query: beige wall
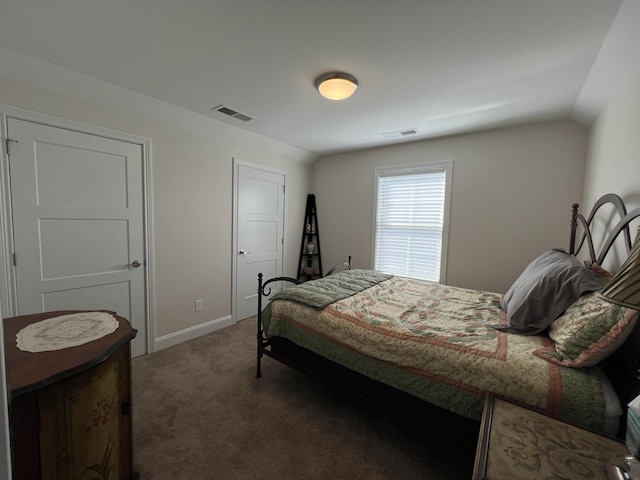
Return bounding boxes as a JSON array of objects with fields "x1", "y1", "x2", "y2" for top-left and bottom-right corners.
[
  {"x1": 312, "y1": 120, "x2": 588, "y2": 293},
  {"x1": 3, "y1": 59, "x2": 637, "y2": 346},
  {"x1": 0, "y1": 75, "x2": 313, "y2": 344},
  {"x1": 582, "y1": 66, "x2": 640, "y2": 272}
]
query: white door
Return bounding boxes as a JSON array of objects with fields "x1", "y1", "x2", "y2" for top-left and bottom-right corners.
[
  {"x1": 234, "y1": 162, "x2": 285, "y2": 320},
  {"x1": 7, "y1": 118, "x2": 147, "y2": 356}
]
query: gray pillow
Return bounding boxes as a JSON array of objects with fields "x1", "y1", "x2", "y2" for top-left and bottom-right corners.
[{"x1": 497, "y1": 249, "x2": 604, "y2": 335}]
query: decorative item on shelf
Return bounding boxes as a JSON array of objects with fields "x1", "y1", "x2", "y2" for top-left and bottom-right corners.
[
  {"x1": 306, "y1": 223, "x2": 312, "y2": 233},
  {"x1": 307, "y1": 242, "x2": 315, "y2": 254},
  {"x1": 303, "y1": 267, "x2": 315, "y2": 277}
]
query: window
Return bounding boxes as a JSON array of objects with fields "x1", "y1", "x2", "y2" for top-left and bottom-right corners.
[{"x1": 373, "y1": 161, "x2": 452, "y2": 282}]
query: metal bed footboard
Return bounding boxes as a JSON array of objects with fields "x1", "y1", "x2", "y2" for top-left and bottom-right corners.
[{"x1": 256, "y1": 273, "x2": 301, "y2": 378}]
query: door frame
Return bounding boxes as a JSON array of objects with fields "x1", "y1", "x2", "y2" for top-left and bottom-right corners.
[
  {"x1": 232, "y1": 158, "x2": 287, "y2": 322},
  {"x1": 0, "y1": 105, "x2": 155, "y2": 354}
]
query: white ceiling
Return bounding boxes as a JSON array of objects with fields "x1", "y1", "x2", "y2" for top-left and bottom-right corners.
[{"x1": 0, "y1": 0, "x2": 638, "y2": 155}]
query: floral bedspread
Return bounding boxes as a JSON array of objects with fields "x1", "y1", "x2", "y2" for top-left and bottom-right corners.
[{"x1": 263, "y1": 272, "x2": 609, "y2": 432}]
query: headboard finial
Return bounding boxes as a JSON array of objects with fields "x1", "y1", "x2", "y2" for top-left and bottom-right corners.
[{"x1": 570, "y1": 203, "x2": 580, "y2": 255}]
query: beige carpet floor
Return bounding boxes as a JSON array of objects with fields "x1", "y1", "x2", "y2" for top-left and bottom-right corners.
[{"x1": 131, "y1": 317, "x2": 477, "y2": 479}]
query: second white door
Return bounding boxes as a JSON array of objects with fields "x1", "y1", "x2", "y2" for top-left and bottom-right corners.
[{"x1": 234, "y1": 162, "x2": 285, "y2": 321}]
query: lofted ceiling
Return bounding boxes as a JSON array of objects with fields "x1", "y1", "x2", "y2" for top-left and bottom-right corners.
[{"x1": 0, "y1": 0, "x2": 637, "y2": 155}]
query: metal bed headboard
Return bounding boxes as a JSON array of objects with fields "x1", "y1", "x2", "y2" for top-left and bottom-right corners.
[{"x1": 570, "y1": 193, "x2": 640, "y2": 266}]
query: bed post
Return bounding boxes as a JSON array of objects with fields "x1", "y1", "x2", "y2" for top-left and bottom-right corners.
[
  {"x1": 257, "y1": 273, "x2": 264, "y2": 378},
  {"x1": 570, "y1": 203, "x2": 579, "y2": 255}
]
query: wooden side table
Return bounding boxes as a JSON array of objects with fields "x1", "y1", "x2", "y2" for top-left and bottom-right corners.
[
  {"x1": 4, "y1": 310, "x2": 138, "y2": 480},
  {"x1": 473, "y1": 394, "x2": 628, "y2": 480}
]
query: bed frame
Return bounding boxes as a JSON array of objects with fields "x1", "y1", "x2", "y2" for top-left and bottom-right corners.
[
  {"x1": 256, "y1": 194, "x2": 640, "y2": 443},
  {"x1": 571, "y1": 194, "x2": 640, "y2": 436}
]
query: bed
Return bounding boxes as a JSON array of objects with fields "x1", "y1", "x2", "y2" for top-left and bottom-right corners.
[{"x1": 256, "y1": 194, "x2": 640, "y2": 444}]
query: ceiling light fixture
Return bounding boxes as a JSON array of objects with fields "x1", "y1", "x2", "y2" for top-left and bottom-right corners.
[{"x1": 315, "y1": 72, "x2": 358, "y2": 100}]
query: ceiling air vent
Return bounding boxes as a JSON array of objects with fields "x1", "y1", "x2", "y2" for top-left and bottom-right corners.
[
  {"x1": 381, "y1": 128, "x2": 419, "y2": 139},
  {"x1": 212, "y1": 105, "x2": 254, "y2": 122}
]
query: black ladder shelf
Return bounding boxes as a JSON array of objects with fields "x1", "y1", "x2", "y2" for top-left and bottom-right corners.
[{"x1": 297, "y1": 194, "x2": 322, "y2": 281}]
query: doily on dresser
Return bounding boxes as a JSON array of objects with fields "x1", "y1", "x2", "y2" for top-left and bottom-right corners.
[{"x1": 16, "y1": 312, "x2": 119, "y2": 353}]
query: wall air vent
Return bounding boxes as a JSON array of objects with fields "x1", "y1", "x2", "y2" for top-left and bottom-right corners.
[
  {"x1": 212, "y1": 105, "x2": 254, "y2": 122},
  {"x1": 381, "y1": 128, "x2": 420, "y2": 139}
]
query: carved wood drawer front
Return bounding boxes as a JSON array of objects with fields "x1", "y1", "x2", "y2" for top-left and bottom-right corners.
[
  {"x1": 38, "y1": 346, "x2": 131, "y2": 479},
  {"x1": 4, "y1": 311, "x2": 137, "y2": 480}
]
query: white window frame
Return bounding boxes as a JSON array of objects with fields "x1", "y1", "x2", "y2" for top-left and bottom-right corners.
[{"x1": 372, "y1": 160, "x2": 453, "y2": 283}]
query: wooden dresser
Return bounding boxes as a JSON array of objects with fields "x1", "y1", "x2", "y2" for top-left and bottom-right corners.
[{"x1": 3, "y1": 310, "x2": 138, "y2": 480}]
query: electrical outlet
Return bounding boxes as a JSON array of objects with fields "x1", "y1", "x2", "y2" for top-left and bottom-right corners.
[{"x1": 195, "y1": 300, "x2": 204, "y2": 312}]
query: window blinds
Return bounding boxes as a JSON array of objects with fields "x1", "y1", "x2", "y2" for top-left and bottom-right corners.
[{"x1": 374, "y1": 167, "x2": 446, "y2": 282}]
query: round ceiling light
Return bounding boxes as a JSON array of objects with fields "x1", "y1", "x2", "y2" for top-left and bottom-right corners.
[{"x1": 315, "y1": 72, "x2": 358, "y2": 100}]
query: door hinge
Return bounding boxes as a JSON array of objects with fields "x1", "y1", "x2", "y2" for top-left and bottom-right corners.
[
  {"x1": 282, "y1": 185, "x2": 286, "y2": 194},
  {"x1": 5, "y1": 138, "x2": 18, "y2": 156},
  {"x1": 12, "y1": 253, "x2": 16, "y2": 266}
]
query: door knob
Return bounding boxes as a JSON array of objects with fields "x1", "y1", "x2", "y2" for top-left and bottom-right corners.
[
  {"x1": 239, "y1": 250, "x2": 250, "y2": 255},
  {"x1": 130, "y1": 260, "x2": 142, "y2": 267}
]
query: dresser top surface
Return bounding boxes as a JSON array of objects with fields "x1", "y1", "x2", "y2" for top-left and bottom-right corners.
[{"x1": 3, "y1": 310, "x2": 136, "y2": 398}]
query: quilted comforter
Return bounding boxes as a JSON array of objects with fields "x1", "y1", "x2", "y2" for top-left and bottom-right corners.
[{"x1": 262, "y1": 270, "x2": 610, "y2": 432}]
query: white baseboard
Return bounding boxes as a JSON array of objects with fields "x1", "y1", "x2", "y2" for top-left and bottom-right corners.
[{"x1": 154, "y1": 315, "x2": 234, "y2": 351}]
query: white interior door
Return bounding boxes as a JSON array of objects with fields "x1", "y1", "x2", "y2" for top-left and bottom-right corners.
[
  {"x1": 234, "y1": 162, "x2": 285, "y2": 321},
  {"x1": 7, "y1": 118, "x2": 147, "y2": 356}
]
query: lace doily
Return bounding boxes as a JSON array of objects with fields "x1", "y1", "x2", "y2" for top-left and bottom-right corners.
[{"x1": 16, "y1": 312, "x2": 119, "y2": 353}]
